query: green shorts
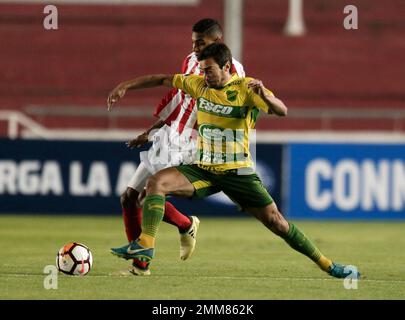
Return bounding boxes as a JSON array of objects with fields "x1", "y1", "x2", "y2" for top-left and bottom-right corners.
[{"x1": 174, "y1": 164, "x2": 274, "y2": 210}]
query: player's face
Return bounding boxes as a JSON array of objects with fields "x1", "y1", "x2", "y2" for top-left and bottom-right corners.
[
  {"x1": 192, "y1": 32, "x2": 218, "y2": 58},
  {"x1": 200, "y1": 58, "x2": 230, "y2": 88}
]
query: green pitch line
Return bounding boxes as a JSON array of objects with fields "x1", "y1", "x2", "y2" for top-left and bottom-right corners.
[{"x1": 0, "y1": 215, "x2": 404, "y2": 300}]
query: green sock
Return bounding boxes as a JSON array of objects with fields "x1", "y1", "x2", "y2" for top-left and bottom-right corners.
[
  {"x1": 141, "y1": 195, "x2": 165, "y2": 239},
  {"x1": 283, "y1": 222, "x2": 322, "y2": 263}
]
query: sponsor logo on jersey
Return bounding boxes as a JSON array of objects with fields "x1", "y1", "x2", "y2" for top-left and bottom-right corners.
[
  {"x1": 226, "y1": 90, "x2": 238, "y2": 102},
  {"x1": 197, "y1": 98, "x2": 249, "y2": 119},
  {"x1": 198, "y1": 98, "x2": 233, "y2": 115}
]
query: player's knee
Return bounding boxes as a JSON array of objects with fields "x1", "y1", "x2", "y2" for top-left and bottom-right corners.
[
  {"x1": 145, "y1": 176, "x2": 155, "y2": 194},
  {"x1": 127, "y1": 188, "x2": 139, "y2": 201},
  {"x1": 120, "y1": 192, "x2": 130, "y2": 208},
  {"x1": 120, "y1": 188, "x2": 139, "y2": 209},
  {"x1": 145, "y1": 175, "x2": 165, "y2": 194}
]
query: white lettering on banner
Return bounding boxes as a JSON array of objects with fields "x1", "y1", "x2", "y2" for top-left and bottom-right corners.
[
  {"x1": 306, "y1": 159, "x2": 405, "y2": 212},
  {"x1": 0, "y1": 160, "x2": 141, "y2": 197},
  {"x1": 333, "y1": 160, "x2": 360, "y2": 211},
  {"x1": 306, "y1": 159, "x2": 332, "y2": 210},
  {"x1": 88, "y1": 162, "x2": 111, "y2": 196},
  {"x1": 0, "y1": 161, "x2": 17, "y2": 194},
  {"x1": 70, "y1": 162, "x2": 87, "y2": 195},
  {"x1": 393, "y1": 160, "x2": 405, "y2": 211},
  {"x1": 0, "y1": 160, "x2": 63, "y2": 195},
  {"x1": 39, "y1": 161, "x2": 63, "y2": 195},
  {"x1": 362, "y1": 160, "x2": 389, "y2": 211},
  {"x1": 18, "y1": 161, "x2": 41, "y2": 195},
  {"x1": 69, "y1": 162, "x2": 111, "y2": 196},
  {"x1": 115, "y1": 162, "x2": 137, "y2": 196}
]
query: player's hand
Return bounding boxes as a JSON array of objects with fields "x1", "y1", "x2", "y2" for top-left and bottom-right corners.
[
  {"x1": 247, "y1": 79, "x2": 265, "y2": 97},
  {"x1": 107, "y1": 84, "x2": 127, "y2": 111},
  {"x1": 126, "y1": 132, "x2": 149, "y2": 149}
]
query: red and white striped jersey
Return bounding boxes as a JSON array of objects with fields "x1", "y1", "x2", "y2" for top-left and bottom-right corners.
[{"x1": 153, "y1": 52, "x2": 245, "y2": 135}]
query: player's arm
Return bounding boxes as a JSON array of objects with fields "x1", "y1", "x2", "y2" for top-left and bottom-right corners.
[
  {"x1": 247, "y1": 79, "x2": 287, "y2": 117},
  {"x1": 153, "y1": 55, "x2": 194, "y2": 122},
  {"x1": 126, "y1": 119, "x2": 165, "y2": 149},
  {"x1": 107, "y1": 74, "x2": 174, "y2": 111}
]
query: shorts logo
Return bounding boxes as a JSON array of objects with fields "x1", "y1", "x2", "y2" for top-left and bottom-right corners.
[{"x1": 226, "y1": 90, "x2": 238, "y2": 102}]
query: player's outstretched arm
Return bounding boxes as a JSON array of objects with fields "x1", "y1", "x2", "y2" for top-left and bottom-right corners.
[
  {"x1": 248, "y1": 79, "x2": 288, "y2": 117},
  {"x1": 126, "y1": 119, "x2": 165, "y2": 149},
  {"x1": 107, "y1": 74, "x2": 174, "y2": 111}
]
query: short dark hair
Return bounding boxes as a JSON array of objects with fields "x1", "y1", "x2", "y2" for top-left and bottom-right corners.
[
  {"x1": 192, "y1": 18, "x2": 223, "y2": 39},
  {"x1": 197, "y1": 43, "x2": 233, "y2": 69}
]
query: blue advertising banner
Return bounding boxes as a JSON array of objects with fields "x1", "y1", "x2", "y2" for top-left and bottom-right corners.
[
  {"x1": 287, "y1": 143, "x2": 405, "y2": 219},
  {"x1": 0, "y1": 139, "x2": 282, "y2": 216}
]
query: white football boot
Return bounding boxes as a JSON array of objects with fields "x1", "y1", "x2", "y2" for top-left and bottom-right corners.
[{"x1": 180, "y1": 216, "x2": 200, "y2": 260}]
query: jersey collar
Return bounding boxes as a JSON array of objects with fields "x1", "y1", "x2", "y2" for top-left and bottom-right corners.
[{"x1": 220, "y1": 73, "x2": 239, "y2": 89}]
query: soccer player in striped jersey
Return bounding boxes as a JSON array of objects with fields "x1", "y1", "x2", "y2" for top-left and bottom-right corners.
[
  {"x1": 109, "y1": 19, "x2": 245, "y2": 274},
  {"x1": 107, "y1": 43, "x2": 361, "y2": 279}
]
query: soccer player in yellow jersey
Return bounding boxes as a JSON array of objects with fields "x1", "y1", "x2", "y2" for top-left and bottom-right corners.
[{"x1": 107, "y1": 43, "x2": 360, "y2": 279}]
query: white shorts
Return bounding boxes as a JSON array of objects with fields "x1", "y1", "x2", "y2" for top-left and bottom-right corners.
[
  {"x1": 139, "y1": 124, "x2": 197, "y2": 175},
  {"x1": 127, "y1": 161, "x2": 152, "y2": 193}
]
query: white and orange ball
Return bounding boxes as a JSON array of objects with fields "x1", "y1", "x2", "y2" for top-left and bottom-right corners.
[{"x1": 56, "y1": 242, "x2": 93, "y2": 276}]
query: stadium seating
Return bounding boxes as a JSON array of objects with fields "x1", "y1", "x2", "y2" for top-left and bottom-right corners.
[{"x1": 0, "y1": 0, "x2": 404, "y2": 134}]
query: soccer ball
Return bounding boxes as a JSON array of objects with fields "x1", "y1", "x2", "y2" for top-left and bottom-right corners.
[{"x1": 56, "y1": 242, "x2": 93, "y2": 276}]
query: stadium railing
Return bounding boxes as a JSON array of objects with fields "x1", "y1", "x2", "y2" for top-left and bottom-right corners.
[{"x1": 1, "y1": 107, "x2": 404, "y2": 142}]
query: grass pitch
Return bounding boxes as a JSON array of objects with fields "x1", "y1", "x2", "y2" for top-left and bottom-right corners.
[{"x1": 0, "y1": 215, "x2": 404, "y2": 300}]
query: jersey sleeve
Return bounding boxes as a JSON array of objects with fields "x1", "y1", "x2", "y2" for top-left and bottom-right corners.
[
  {"x1": 246, "y1": 78, "x2": 275, "y2": 113},
  {"x1": 231, "y1": 58, "x2": 246, "y2": 77},
  {"x1": 172, "y1": 74, "x2": 204, "y2": 99},
  {"x1": 153, "y1": 88, "x2": 180, "y2": 120},
  {"x1": 181, "y1": 55, "x2": 192, "y2": 74},
  {"x1": 153, "y1": 55, "x2": 192, "y2": 120}
]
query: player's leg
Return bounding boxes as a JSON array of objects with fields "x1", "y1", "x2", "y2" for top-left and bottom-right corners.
[
  {"x1": 164, "y1": 201, "x2": 200, "y2": 260},
  {"x1": 137, "y1": 167, "x2": 195, "y2": 250},
  {"x1": 122, "y1": 161, "x2": 192, "y2": 237},
  {"x1": 110, "y1": 167, "x2": 195, "y2": 265},
  {"x1": 163, "y1": 202, "x2": 192, "y2": 231},
  {"x1": 156, "y1": 165, "x2": 219, "y2": 261},
  {"x1": 246, "y1": 203, "x2": 359, "y2": 278},
  {"x1": 246, "y1": 203, "x2": 333, "y2": 271},
  {"x1": 127, "y1": 165, "x2": 194, "y2": 236},
  {"x1": 222, "y1": 172, "x2": 360, "y2": 279},
  {"x1": 138, "y1": 181, "x2": 197, "y2": 260},
  {"x1": 121, "y1": 162, "x2": 151, "y2": 241},
  {"x1": 140, "y1": 126, "x2": 196, "y2": 246},
  {"x1": 125, "y1": 167, "x2": 196, "y2": 275},
  {"x1": 115, "y1": 164, "x2": 198, "y2": 265},
  {"x1": 112, "y1": 165, "x2": 217, "y2": 275},
  {"x1": 120, "y1": 187, "x2": 141, "y2": 242},
  {"x1": 114, "y1": 162, "x2": 151, "y2": 272}
]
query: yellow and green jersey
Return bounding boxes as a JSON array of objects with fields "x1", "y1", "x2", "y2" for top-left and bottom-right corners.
[{"x1": 172, "y1": 73, "x2": 274, "y2": 172}]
